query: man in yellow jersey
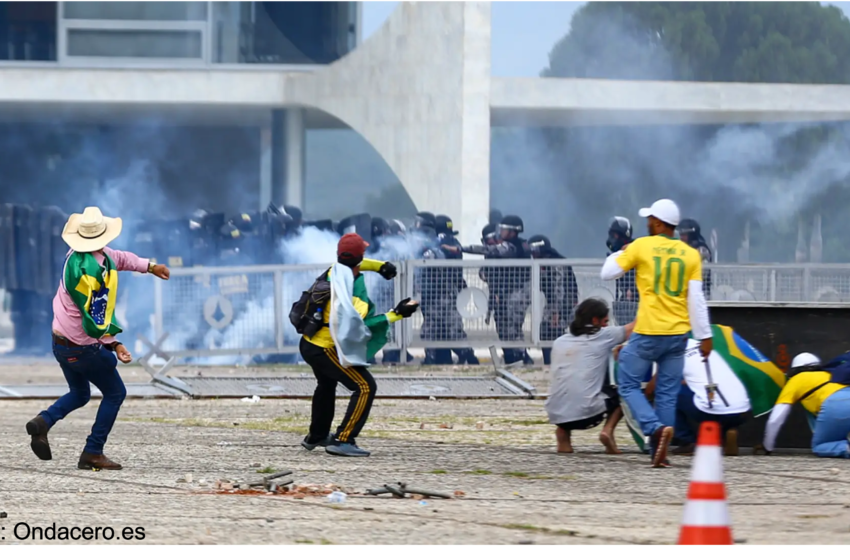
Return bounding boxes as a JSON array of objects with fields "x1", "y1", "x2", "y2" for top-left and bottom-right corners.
[
  {"x1": 601, "y1": 199, "x2": 713, "y2": 467},
  {"x1": 763, "y1": 353, "x2": 850, "y2": 457}
]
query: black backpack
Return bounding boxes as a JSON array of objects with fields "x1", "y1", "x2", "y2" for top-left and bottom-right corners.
[{"x1": 289, "y1": 268, "x2": 332, "y2": 336}]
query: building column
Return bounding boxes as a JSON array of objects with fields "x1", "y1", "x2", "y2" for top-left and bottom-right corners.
[
  {"x1": 271, "y1": 108, "x2": 306, "y2": 210},
  {"x1": 258, "y1": 121, "x2": 272, "y2": 210}
]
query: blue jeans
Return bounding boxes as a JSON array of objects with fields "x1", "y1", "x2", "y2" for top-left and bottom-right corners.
[
  {"x1": 41, "y1": 342, "x2": 127, "y2": 455},
  {"x1": 618, "y1": 333, "x2": 688, "y2": 436},
  {"x1": 675, "y1": 384, "x2": 745, "y2": 444},
  {"x1": 812, "y1": 387, "x2": 850, "y2": 458}
]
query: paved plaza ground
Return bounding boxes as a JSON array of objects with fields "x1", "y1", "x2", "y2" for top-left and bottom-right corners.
[{"x1": 1, "y1": 363, "x2": 849, "y2": 545}]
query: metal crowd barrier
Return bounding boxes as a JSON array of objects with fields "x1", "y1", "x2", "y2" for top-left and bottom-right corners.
[{"x1": 141, "y1": 260, "x2": 850, "y2": 363}]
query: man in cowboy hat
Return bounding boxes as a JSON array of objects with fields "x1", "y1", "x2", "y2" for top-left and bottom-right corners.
[{"x1": 25, "y1": 206, "x2": 170, "y2": 470}]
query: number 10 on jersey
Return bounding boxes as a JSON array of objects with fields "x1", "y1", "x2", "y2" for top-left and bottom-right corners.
[{"x1": 652, "y1": 256, "x2": 685, "y2": 297}]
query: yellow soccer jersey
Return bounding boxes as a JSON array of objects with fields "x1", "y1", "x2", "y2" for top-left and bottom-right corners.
[{"x1": 615, "y1": 235, "x2": 703, "y2": 336}]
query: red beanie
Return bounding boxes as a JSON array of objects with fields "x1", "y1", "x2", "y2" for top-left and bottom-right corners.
[{"x1": 337, "y1": 233, "x2": 369, "y2": 261}]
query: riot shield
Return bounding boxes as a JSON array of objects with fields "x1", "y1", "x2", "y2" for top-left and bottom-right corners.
[
  {"x1": 12, "y1": 205, "x2": 36, "y2": 292},
  {"x1": 0, "y1": 203, "x2": 12, "y2": 290},
  {"x1": 47, "y1": 206, "x2": 69, "y2": 291},
  {"x1": 35, "y1": 207, "x2": 54, "y2": 295},
  {"x1": 336, "y1": 213, "x2": 372, "y2": 245}
]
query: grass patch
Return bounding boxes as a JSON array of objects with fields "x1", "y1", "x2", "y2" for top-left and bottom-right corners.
[
  {"x1": 320, "y1": 538, "x2": 333, "y2": 545},
  {"x1": 295, "y1": 539, "x2": 314, "y2": 544},
  {"x1": 465, "y1": 469, "x2": 493, "y2": 475},
  {"x1": 429, "y1": 469, "x2": 448, "y2": 475},
  {"x1": 503, "y1": 471, "x2": 529, "y2": 478},
  {"x1": 256, "y1": 466, "x2": 277, "y2": 474}
]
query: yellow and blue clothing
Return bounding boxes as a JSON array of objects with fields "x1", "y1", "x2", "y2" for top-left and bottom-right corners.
[
  {"x1": 775, "y1": 371, "x2": 850, "y2": 458},
  {"x1": 615, "y1": 235, "x2": 703, "y2": 336},
  {"x1": 303, "y1": 258, "x2": 402, "y2": 358}
]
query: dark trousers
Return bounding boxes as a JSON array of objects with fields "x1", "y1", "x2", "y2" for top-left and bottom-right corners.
[
  {"x1": 41, "y1": 342, "x2": 127, "y2": 455},
  {"x1": 675, "y1": 384, "x2": 745, "y2": 445},
  {"x1": 300, "y1": 338, "x2": 377, "y2": 444}
]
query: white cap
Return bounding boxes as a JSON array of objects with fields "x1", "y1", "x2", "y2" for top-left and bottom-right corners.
[
  {"x1": 638, "y1": 199, "x2": 681, "y2": 227},
  {"x1": 791, "y1": 352, "x2": 820, "y2": 368}
]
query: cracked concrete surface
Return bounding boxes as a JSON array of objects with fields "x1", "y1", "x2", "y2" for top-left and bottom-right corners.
[{"x1": 1, "y1": 364, "x2": 850, "y2": 544}]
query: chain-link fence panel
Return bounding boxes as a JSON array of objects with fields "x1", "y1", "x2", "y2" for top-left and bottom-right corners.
[
  {"x1": 153, "y1": 263, "x2": 402, "y2": 361},
  {"x1": 406, "y1": 259, "x2": 533, "y2": 349}
]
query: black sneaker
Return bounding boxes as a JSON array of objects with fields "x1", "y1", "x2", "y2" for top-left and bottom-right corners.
[
  {"x1": 326, "y1": 442, "x2": 371, "y2": 457},
  {"x1": 300, "y1": 435, "x2": 332, "y2": 451},
  {"x1": 649, "y1": 426, "x2": 674, "y2": 468},
  {"x1": 26, "y1": 415, "x2": 52, "y2": 461}
]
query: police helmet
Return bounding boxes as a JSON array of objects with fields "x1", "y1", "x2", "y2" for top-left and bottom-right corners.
[
  {"x1": 189, "y1": 209, "x2": 209, "y2": 230},
  {"x1": 415, "y1": 212, "x2": 436, "y2": 230},
  {"x1": 489, "y1": 209, "x2": 503, "y2": 225},
  {"x1": 481, "y1": 223, "x2": 497, "y2": 244},
  {"x1": 608, "y1": 217, "x2": 632, "y2": 239},
  {"x1": 388, "y1": 219, "x2": 407, "y2": 236},
  {"x1": 231, "y1": 213, "x2": 254, "y2": 233},
  {"x1": 220, "y1": 222, "x2": 241, "y2": 239},
  {"x1": 435, "y1": 215, "x2": 458, "y2": 236},
  {"x1": 283, "y1": 205, "x2": 303, "y2": 224},
  {"x1": 372, "y1": 217, "x2": 390, "y2": 238},
  {"x1": 607, "y1": 216, "x2": 633, "y2": 252},
  {"x1": 528, "y1": 234, "x2": 551, "y2": 256},
  {"x1": 499, "y1": 215, "x2": 524, "y2": 234},
  {"x1": 678, "y1": 218, "x2": 701, "y2": 238}
]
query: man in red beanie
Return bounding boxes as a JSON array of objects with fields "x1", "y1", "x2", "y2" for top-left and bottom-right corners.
[{"x1": 299, "y1": 233, "x2": 419, "y2": 457}]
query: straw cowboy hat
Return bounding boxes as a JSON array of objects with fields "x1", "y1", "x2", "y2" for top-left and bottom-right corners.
[{"x1": 62, "y1": 206, "x2": 123, "y2": 253}]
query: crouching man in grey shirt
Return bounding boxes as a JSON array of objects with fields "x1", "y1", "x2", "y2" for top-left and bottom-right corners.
[{"x1": 545, "y1": 298, "x2": 635, "y2": 454}]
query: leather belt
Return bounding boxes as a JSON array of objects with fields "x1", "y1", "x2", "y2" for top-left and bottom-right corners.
[{"x1": 52, "y1": 334, "x2": 97, "y2": 349}]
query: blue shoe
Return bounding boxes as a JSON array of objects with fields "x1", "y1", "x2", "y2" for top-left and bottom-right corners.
[
  {"x1": 301, "y1": 435, "x2": 332, "y2": 451},
  {"x1": 326, "y1": 442, "x2": 371, "y2": 457}
]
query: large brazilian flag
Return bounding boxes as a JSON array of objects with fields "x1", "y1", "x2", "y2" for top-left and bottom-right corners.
[{"x1": 611, "y1": 324, "x2": 786, "y2": 452}]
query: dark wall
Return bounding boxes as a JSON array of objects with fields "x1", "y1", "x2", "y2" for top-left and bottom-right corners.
[{"x1": 710, "y1": 304, "x2": 850, "y2": 449}]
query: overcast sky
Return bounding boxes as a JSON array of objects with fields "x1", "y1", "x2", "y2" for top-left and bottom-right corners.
[{"x1": 363, "y1": 1, "x2": 850, "y2": 77}]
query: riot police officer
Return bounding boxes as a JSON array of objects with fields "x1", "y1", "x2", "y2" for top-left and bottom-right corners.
[
  {"x1": 425, "y1": 215, "x2": 479, "y2": 365},
  {"x1": 412, "y1": 218, "x2": 451, "y2": 365},
  {"x1": 368, "y1": 217, "x2": 390, "y2": 256},
  {"x1": 381, "y1": 219, "x2": 414, "y2": 365},
  {"x1": 607, "y1": 217, "x2": 638, "y2": 326},
  {"x1": 678, "y1": 218, "x2": 712, "y2": 299},
  {"x1": 529, "y1": 235, "x2": 578, "y2": 365},
  {"x1": 463, "y1": 215, "x2": 532, "y2": 365}
]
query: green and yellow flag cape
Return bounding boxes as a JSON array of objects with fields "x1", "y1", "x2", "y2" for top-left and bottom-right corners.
[{"x1": 63, "y1": 251, "x2": 122, "y2": 339}]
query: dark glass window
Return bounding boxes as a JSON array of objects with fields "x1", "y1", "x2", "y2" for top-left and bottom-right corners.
[
  {"x1": 64, "y1": 2, "x2": 207, "y2": 21},
  {"x1": 0, "y1": 2, "x2": 57, "y2": 61},
  {"x1": 67, "y1": 29, "x2": 203, "y2": 59},
  {"x1": 213, "y1": 2, "x2": 357, "y2": 65}
]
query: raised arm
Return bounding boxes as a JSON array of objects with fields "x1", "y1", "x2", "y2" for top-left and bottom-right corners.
[
  {"x1": 103, "y1": 247, "x2": 149, "y2": 273},
  {"x1": 601, "y1": 242, "x2": 637, "y2": 281},
  {"x1": 687, "y1": 257, "x2": 712, "y2": 347}
]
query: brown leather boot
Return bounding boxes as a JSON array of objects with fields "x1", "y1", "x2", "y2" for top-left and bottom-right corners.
[
  {"x1": 78, "y1": 452, "x2": 123, "y2": 470},
  {"x1": 723, "y1": 429, "x2": 739, "y2": 457},
  {"x1": 25, "y1": 415, "x2": 52, "y2": 461}
]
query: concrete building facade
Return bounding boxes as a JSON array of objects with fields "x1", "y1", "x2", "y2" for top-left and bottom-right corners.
[{"x1": 4, "y1": 2, "x2": 850, "y2": 242}]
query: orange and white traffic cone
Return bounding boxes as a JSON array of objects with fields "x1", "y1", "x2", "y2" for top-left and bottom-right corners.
[{"x1": 678, "y1": 421, "x2": 734, "y2": 545}]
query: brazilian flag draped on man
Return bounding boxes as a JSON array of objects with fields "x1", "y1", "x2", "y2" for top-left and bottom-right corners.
[{"x1": 612, "y1": 324, "x2": 785, "y2": 451}]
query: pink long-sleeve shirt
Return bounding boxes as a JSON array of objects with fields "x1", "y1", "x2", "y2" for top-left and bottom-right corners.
[{"x1": 52, "y1": 246, "x2": 150, "y2": 346}]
